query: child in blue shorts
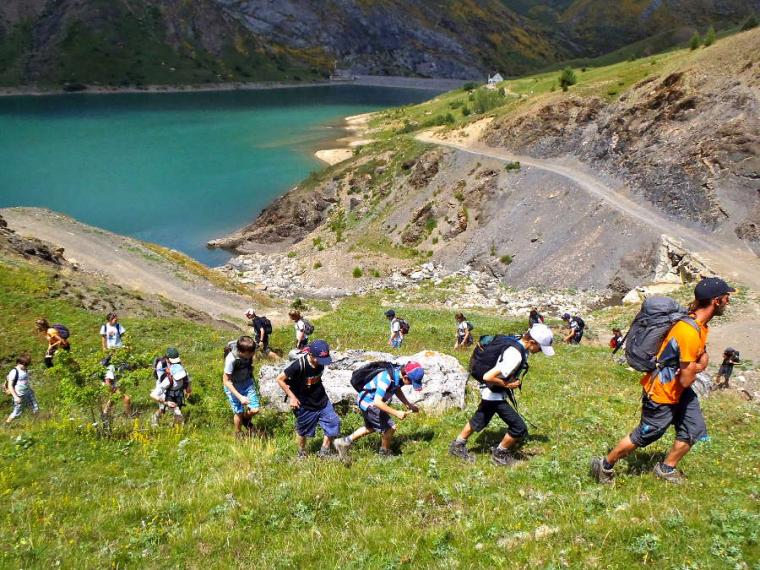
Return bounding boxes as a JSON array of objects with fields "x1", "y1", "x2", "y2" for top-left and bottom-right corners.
[
  {"x1": 276, "y1": 340, "x2": 341, "y2": 459},
  {"x1": 223, "y1": 336, "x2": 260, "y2": 437}
]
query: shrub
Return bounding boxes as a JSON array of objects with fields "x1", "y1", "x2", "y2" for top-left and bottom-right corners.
[
  {"x1": 449, "y1": 100, "x2": 463, "y2": 109},
  {"x1": 313, "y1": 261, "x2": 322, "y2": 269},
  {"x1": 461, "y1": 106, "x2": 471, "y2": 116},
  {"x1": 432, "y1": 237, "x2": 439, "y2": 245},
  {"x1": 329, "y1": 210, "x2": 347, "y2": 242},
  {"x1": 424, "y1": 218, "x2": 437, "y2": 233},
  {"x1": 741, "y1": 14, "x2": 758, "y2": 31},
  {"x1": 472, "y1": 89, "x2": 504, "y2": 114},
  {"x1": 454, "y1": 191, "x2": 465, "y2": 202},
  {"x1": 286, "y1": 251, "x2": 297, "y2": 258},
  {"x1": 352, "y1": 267, "x2": 363, "y2": 278},
  {"x1": 559, "y1": 67, "x2": 576, "y2": 92},
  {"x1": 291, "y1": 298, "x2": 308, "y2": 311},
  {"x1": 371, "y1": 269, "x2": 381, "y2": 278},
  {"x1": 462, "y1": 81, "x2": 479, "y2": 91},
  {"x1": 499, "y1": 255, "x2": 513, "y2": 265},
  {"x1": 690, "y1": 32, "x2": 701, "y2": 50},
  {"x1": 504, "y1": 161, "x2": 521, "y2": 172},
  {"x1": 704, "y1": 26, "x2": 716, "y2": 47}
]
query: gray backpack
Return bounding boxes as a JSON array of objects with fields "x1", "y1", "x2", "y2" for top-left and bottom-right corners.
[{"x1": 624, "y1": 296, "x2": 699, "y2": 372}]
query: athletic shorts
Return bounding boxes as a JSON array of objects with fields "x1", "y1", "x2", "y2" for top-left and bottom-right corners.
[
  {"x1": 159, "y1": 390, "x2": 185, "y2": 412},
  {"x1": 469, "y1": 399, "x2": 528, "y2": 439},
  {"x1": 294, "y1": 401, "x2": 340, "y2": 438},
  {"x1": 629, "y1": 388, "x2": 707, "y2": 447},
  {"x1": 224, "y1": 382, "x2": 260, "y2": 415},
  {"x1": 362, "y1": 406, "x2": 396, "y2": 433},
  {"x1": 391, "y1": 337, "x2": 403, "y2": 349}
]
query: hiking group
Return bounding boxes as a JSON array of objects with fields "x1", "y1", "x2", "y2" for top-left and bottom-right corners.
[{"x1": 4, "y1": 276, "x2": 740, "y2": 483}]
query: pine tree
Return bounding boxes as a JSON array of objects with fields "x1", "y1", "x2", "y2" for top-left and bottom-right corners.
[
  {"x1": 689, "y1": 32, "x2": 701, "y2": 50},
  {"x1": 559, "y1": 67, "x2": 577, "y2": 92},
  {"x1": 704, "y1": 26, "x2": 716, "y2": 47}
]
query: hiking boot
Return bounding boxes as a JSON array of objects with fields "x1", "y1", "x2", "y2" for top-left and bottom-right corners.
[
  {"x1": 378, "y1": 448, "x2": 394, "y2": 459},
  {"x1": 317, "y1": 446, "x2": 334, "y2": 459},
  {"x1": 653, "y1": 462, "x2": 685, "y2": 484},
  {"x1": 590, "y1": 457, "x2": 615, "y2": 484},
  {"x1": 491, "y1": 446, "x2": 517, "y2": 467},
  {"x1": 333, "y1": 437, "x2": 351, "y2": 461},
  {"x1": 296, "y1": 449, "x2": 308, "y2": 461},
  {"x1": 448, "y1": 439, "x2": 475, "y2": 463}
]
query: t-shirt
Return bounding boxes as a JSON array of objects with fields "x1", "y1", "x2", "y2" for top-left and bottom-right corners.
[
  {"x1": 100, "y1": 323, "x2": 126, "y2": 349},
  {"x1": 223, "y1": 351, "x2": 252, "y2": 386},
  {"x1": 641, "y1": 319, "x2": 709, "y2": 405},
  {"x1": 104, "y1": 364, "x2": 117, "y2": 385},
  {"x1": 47, "y1": 327, "x2": 63, "y2": 344},
  {"x1": 283, "y1": 356, "x2": 328, "y2": 410},
  {"x1": 391, "y1": 319, "x2": 401, "y2": 335},
  {"x1": 6, "y1": 366, "x2": 29, "y2": 389},
  {"x1": 295, "y1": 319, "x2": 308, "y2": 340},
  {"x1": 251, "y1": 317, "x2": 269, "y2": 339},
  {"x1": 457, "y1": 321, "x2": 469, "y2": 337},
  {"x1": 480, "y1": 345, "x2": 524, "y2": 401},
  {"x1": 151, "y1": 371, "x2": 187, "y2": 401},
  {"x1": 357, "y1": 368, "x2": 402, "y2": 411}
]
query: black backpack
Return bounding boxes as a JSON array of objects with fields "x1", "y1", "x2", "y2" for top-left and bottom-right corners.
[
  {"x1": 396, "y1": 318, "x2": 410, "y2": 335},
  {"x1": 624, "y1": 296, "x2": 699, "y2": 372},
  {"x1": 302, "y1": 320, "x2": 315, "y2": 336},
  {"x1": 572, "y1": 317, "x2": 585, "y2": 331},
  {"x1": 350, "y1": 361, "x2": 396, "y2": 392},
  {"x1": 469, "y1": 335, "x2": 529, "y2": 386},
  {"x1": 259, "y1": 317, "x2": 273, "y2": 335}
]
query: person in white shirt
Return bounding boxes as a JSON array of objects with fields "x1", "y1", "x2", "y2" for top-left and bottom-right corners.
[
  {"x1": 100, "y1": 312, "x2": 126, "y2": 350},
  {"x1": 289, "y1": 310, "x2": 308, "y2": 349},
  {"x1": 385, "y1": 309, "x2": 403, "y2": 348},
  {"x1": 151, "y1": 347, "x2": 192, "y2": 426},
  {"x1": 454, "y1": 312, "x2": 473, "y2": 349},
  {"x1": 449, "y1": 324, "x2": 555, "y2": 466},
  {"x1": 5, "y1": 355, "x2": 38, "y2": 423}
]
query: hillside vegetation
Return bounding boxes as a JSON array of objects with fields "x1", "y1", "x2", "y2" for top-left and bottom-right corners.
[
  {"x1": 0, "y1": 0, "x2": 758, "y2": 87},
  {"x1": 1, "y1": 228, "x2": 759, "y2": 568}
]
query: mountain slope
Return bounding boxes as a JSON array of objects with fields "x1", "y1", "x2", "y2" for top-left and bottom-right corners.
[{"x1": 1, "y1": 0, "x2": 758, "y2": 87}]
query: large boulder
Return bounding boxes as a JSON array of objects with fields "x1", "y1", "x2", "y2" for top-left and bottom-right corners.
[{"x1": 258, "y1": 349, "x2": 468, "y2": 413}]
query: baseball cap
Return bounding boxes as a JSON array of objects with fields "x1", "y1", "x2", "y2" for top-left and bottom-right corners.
[
  {"x1": 402, "y1": 361, "x2": 424, "y2": 390},
  {"x1": 308, "y1": 340, "x2": 333, "y2": 366},
  {"x1": 244, "y1": 308, "x2": 255, "y2": 318},
  {"x1": 694, "y1": 277, "x2": 735, "y2": 301},
  {"x1": 529, "y1": 323, "x2": 555, "y2": 356},
  {"x1": 384, "y1": 309, "x2": 396, "y2": 318},
  {"x1": 561, "y1": 313, "x2": 571, "y2": 320},
  {"x1": 166, "y1": 347, "x2": 181, "y2": 363}
]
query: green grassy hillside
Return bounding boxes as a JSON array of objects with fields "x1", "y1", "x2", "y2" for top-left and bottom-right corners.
[{"x1": 1, "y1": 254, "x2": 758, "y2": 568}]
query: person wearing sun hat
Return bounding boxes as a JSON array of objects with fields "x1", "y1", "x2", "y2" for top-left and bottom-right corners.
[
  {"x1": 276, "y1": 340, "x2": 342, "y2": 460},
  {"x1": 151, "y1": 347, "x2": 192, "y2": 426},
  {"x1": 591, "y1": 276, "x2": 735, "y2": 484},
  {"x1": 334, "y1": 361, "x2": 425, "y2": 459},
  {"x1": 449, "y1": 323, "x2": 555, "y2": 466}
]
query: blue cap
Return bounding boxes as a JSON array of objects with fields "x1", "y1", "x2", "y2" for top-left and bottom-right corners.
[
  {"x1": 402, "y1": 361, "x2": 424, "y2": 391},
  {"x1": 308, "y1": 339, "x2": 333, "y2": 365},
  {"x1": 385, "y1": 309, "x2": 396, "y2": 318},
  {"x1": 694, "y1": 277, "x2": 735, "y2": 301}
]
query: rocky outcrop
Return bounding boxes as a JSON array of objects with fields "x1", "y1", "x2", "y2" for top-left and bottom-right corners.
[
  {"x1": 0, "y1": 214, "x2": 68, "y2": 266},
  {"x1": 258, "y1": 350, "x2": 468, "y2": 413}
]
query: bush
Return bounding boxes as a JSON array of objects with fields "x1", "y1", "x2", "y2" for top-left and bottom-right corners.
[
  {"x1": 499, "y1": 255, "x2": 513, "y2": 265},
  {"x1": 504, "y1": 161, "x2": 521, "y2": 172},
  {"x1": 454, "y1": 191, "x2": 465, "y2": 202},
  {"x1": 352, "y1": 267, "x2": 363, "y2": 278},
  {"x1": 704, "y1": 26, "x2": 716, "y2": 47},
  {"x1": 461, "y1": 106, "x2": 471, "y2": 117},
  {"x1": 462, "y1": 81, "x2": 479, "y2": 91},
  {"x1": 741, "y1": 14, "x2": 758, "y2": 31},
  {"x1": 291, "y1": 298, "x2": 308, "y2": 310},
  {"x1": 286, "y1": 251, "x2": 297, "y2": 258},
  {"x1": 472, "y1": 89, "x2": 504, "y2": 114},
  {"x1": 690, "y1": 32, "x2": 701, "y2": 50},
  {"x1": 559, "y1": 66, "x2": 576, "y2": 92},
  {"x1": 313, "y1": 261, "x2": 322, "y2": 269}
]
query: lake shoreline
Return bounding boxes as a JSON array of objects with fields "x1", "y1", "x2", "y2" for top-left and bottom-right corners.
[{"x1": 0, "y1": 75, "x2": 466, "y2": 98}]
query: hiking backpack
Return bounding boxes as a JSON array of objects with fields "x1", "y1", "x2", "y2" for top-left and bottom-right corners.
[
  {"x1": 350, "y1": 361, "x2": 396, "y2": 392},
  {"x1": 259, "y1": 316, "x2": 273, "y2": 335},
  {"x1": 302, "y1": 320, "x2": 315, "y2": 336},
  {"x1": 52, "y1": 323, "x2": 70, "y2": 339},
  {"x1": 572, "y1": 317, "x2": 585, "y2": 331},
  {"x1": 623, "y1": 296, "x2": 700, "y2": 372},
  {"x1": 466, "y1": 321, "x2": 474, "y2": 331},
  {"x1": 396, "y1": 318, "x2": 410, "y2": 335},
  {"x1": 469, "y1": 335, "x2": 529, "y2": 385}
]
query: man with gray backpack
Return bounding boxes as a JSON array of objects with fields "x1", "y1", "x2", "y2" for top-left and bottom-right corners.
[
  {"x1": 590, "y1": 277, "x2": 734, "y2": 484},
  {"x1": 449, "y1": 323, "x2": 555, "y2": 466}
]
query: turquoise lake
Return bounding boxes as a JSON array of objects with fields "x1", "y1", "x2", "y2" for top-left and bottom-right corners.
[{"x1": 0, "y1": 86, "x2": 438, "y2": 266}]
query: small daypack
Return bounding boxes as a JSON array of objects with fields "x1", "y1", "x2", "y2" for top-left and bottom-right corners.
[
  {"x1": 469, "y1": 335, "x2": 529, "y2": 385},
  {"x1": 624, "y1": 296, "x2": 699, "y2": 372},
  {"x1": 52, "y1": 324, "x2": 70, "y2": 339},
  {"x1": 259, "y1": 317, "x2": 273, "y2": 335},
  {"x1": 302, "y1": 320, "x2": 315, "y2": 336},
  {"x1": 466, "y1": 321, "x2": 474, "y2": 331},
  {"x1": 572, "y1": 317, "x2": 585, "y2": 331},
  {"x1": 152, "y1": 356, "x2": 168, "y2": 380},
  {"x1": 396, "y1": 318, "x2": 410, "y2": 335},
  {"x1": 350, "y1": 361, "x2": 396, "y2": 392}
]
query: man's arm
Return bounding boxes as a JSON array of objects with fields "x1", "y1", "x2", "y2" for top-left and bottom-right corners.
[
  {"x1": 275, "y1": 371, "x2": 300, "y2": 408},
  {"x1": 372, "y1": 395, "x2": 407, "y2": 419},
  {"x1": 395, "y1": 388, "x2": 419, "y2": 413},
  {"x1": 222, "y1": 372, "x2": 247, "y2": 404},
  {"x1": 483, "y1": 368, "x2": 521, "y2": 390},
  {"x1": 677, "y1": 352, "x2": 709, "y2": 389}
]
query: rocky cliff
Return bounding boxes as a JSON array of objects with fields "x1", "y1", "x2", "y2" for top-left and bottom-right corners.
[{"x1": 2, "y1": 0, "x2": 758, "y2": 87}]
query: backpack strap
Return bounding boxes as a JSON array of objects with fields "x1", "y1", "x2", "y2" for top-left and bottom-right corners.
[
  {"x1": 9, "y1": 368, "x2": 19, "y2": 389},
  {"x1": 503, "y1": 337, "x2": 530, "y2": 379},
  {"x1": 680, "y1": 316, "x2": 700, "y2": 335}
]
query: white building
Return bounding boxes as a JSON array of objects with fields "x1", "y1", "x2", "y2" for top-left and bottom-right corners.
[{"x1": 487, "y1": 73, "x2": 504, "y2": 85}]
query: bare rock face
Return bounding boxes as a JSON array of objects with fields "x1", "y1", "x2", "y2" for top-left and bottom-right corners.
[{"x1": 258, "y1": 349, "x2": 468, "y2": 413}]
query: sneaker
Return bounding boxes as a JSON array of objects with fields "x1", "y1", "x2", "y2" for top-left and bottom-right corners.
[
  {"x1": 491, "y1": 446, "x2": 517, "y2": 467},
  {"x1": 333, "y1": 437, "x2": 351, "y2": 461},
  {"x1": 448, "y1": 440, "x2": 475, "y2": 463},
  {"x1": 317, "y1": 446, "x2": 334, "y2": 459},
  {"x1": 378, "y1": 448, "x2": 394, "y2": 458},
  {"x1": 590, "y1": 457, "x2": 615, "y2": 484},
  {"x1": 653, "y1": 462, "x2": 685, "y2": 484},
  {"x1": 296, "y1": 449, "x2": 308, "y2": 461}
]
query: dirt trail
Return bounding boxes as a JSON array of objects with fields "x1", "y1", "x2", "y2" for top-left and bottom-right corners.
[
  {"x1": 416, "y1": 131, "x2": 760, "y2": 362},
  {"x1": 1, "y1": 208, "x2": 283, "y2": 325}
]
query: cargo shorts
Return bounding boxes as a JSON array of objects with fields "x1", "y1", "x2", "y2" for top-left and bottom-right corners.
[{"x1": 630, "y1": 388, "x2": 707, "y2": 447}]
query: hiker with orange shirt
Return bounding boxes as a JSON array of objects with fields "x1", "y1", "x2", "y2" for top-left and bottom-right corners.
[{"x1": 590, "y1": 277, "x2": 734, "y2": 484}]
